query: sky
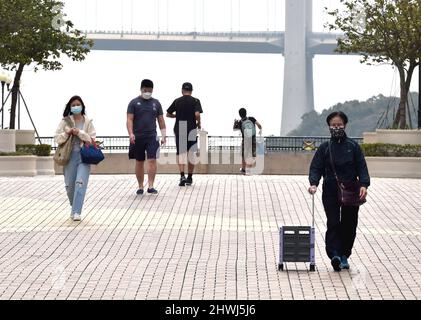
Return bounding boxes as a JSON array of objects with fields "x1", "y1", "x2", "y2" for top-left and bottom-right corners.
[{"x1": 1, "y1": 0, "x2": 419, "y2": 137}]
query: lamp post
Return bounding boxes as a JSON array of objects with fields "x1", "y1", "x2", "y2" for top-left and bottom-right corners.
[{"x1": 0, "y1": 73, "x2": 12, "y2": 129}]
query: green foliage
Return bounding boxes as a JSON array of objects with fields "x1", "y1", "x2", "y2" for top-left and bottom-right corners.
[
  {"x1": 288, "y1": 93, "x2": 419, "y2": 137},
  {"x1": 326, "y1": 0, "x2": 421, "y2": 68},
  {"x1": 326, "y1": 0, "x2": 421, "y2": 128},
  {"x1": 0, "y1": 0, "x2": 93, "y2": 129},
  {"x1": 0, "y1": 0, "x2": 93, "y2": 71},
  {"x1": 361, "y1": 143, "x2": 421, "y2": 157},
  {"x1": 15, "y1": 144, "x2": 52, "y2": 156},
  {"x1": 35, "y1": 144, "x2": 52, "y2": 156},
  {"x1": 0, "y1": 151, "x2": 32, "y2": 156},
  {"x1": 16, "y1": 144, "x2": 37, "y2": 154}
]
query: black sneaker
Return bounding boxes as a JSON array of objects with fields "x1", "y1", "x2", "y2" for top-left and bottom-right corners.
[
  {"x1": 331, "y1": 256, "x2": 342, "y2": 272},
  {"x1": 179, "y1": 176, "x2": 187, "y2": 186},
  {"x1": 147, "y1": 188, "x2": 158, "y2": 194},
  {"x1": 136, "y1": 189, "x2": 144, "y2": 195},
  {"x1": 186, "y1": 177, "x2": 193, "y2": 186}
]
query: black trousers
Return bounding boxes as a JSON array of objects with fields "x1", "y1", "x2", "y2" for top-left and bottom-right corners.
[{"x1": 322, "y1": 183, "x2": 359, "y2": 259}]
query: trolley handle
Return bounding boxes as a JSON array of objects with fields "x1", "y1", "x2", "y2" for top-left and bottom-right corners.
[{"x1": 311, "y1": 193, "x2": 315, "y2": 228}]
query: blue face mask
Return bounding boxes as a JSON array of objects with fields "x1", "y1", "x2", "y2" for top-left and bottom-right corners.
[{"x1": 71, "y1": 105, "x2": 82, "y2": 114}]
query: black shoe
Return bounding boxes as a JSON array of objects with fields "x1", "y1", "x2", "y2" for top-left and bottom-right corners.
[
  {"x1": 147, "y1": 188, "x2": 158, "y2": 194},
  {"x1": 331, "y1": 256, "x2": 342, "y2": 272},
  {"x1": 179, "y1": 176, "x2": 187, "y2": 186},
  {"x1": 136, "y1": 189, "x2": 144, "y2": 195},
  {"x1": 186, "y1": 177, "x2": 193, "y2": 185}
]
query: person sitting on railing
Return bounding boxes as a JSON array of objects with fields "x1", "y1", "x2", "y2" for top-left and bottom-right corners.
[
  {"x1": 166, "y1": 82, "x2": 202, "y2": 186},
  {"x1": 234, "y1": 108, "x2": 262, "y2": 175}
]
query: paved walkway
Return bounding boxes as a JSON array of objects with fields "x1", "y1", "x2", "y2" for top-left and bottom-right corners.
[{"x1": 0, "y1": 174, "x2": 420, "y2": 300}]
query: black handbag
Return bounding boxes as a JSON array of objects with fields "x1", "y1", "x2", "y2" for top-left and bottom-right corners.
[{"x1": 328, "y1": 141, "x2": 366, "y2": 207}]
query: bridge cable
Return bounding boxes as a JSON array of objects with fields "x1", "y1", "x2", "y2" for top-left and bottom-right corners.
[
  {"x1": 167, "y1": 0, "x2": 169, "y2": 32},
  {"x1": 230, "y1": 0, "x2": 233, "y2": 33},
  {"x1": 131, "y1": 0, "x2": 134, "y2": 33}
]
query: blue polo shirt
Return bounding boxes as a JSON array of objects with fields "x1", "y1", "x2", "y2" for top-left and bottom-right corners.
[{"x1": 127, "y1": 96, "x2": 163, "y2": 138}]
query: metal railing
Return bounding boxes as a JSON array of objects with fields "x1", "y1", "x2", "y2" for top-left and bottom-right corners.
[
  {"x1": 38, "y1": 135, "x2": 363, "y2": 153},
  {"x1": 265, "y1": 136, "x2": 363, "y2": 151}
]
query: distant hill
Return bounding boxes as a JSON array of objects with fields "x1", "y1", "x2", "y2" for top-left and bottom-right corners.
[{"x1": 288, "y1": 92, "x2": 419, "y2": 137}]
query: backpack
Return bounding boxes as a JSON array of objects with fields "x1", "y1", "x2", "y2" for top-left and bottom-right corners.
[{"x1": 241, "y1": 117, "x2": 256, "y2": 138}]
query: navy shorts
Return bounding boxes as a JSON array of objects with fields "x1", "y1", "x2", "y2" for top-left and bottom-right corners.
[
  {"x1": 134, "y1": 136, "x2": 160, "y2": 161},
  {"x1": 175, "y1": 135, "x2": 198, "y2": 155}
]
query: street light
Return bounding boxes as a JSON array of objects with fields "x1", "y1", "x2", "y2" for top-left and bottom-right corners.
[{"x1": 0, "y1": 72, "x2": 12, "y2": 129}]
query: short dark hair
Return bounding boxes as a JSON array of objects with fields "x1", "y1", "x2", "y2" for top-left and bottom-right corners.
[
  {"x1": 326, "y1": 111, "x2": 348, "y2": 126},
  {"x1": 239, "y1": 108, "x2": 247, "y2": 118},
  {"x1": 63, "y1": 95, "x2": 86, "y2": 117},
  {"x1": 182, "y1": 82, "x2": 193, "y2": 91},
  {"x1": 141, "y1": 79, "x2": 153, "y2": 89}
]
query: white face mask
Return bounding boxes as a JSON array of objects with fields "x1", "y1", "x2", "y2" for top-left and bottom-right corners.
[{"x1": 142, "y1": 92, "x2": 152, "y2": 99}]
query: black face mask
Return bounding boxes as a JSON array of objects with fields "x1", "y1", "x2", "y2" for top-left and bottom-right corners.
[{"x1": 329, "y1": 127, "x2": 346, "y2": 138}]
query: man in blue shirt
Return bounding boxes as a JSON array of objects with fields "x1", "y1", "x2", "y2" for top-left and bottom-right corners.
[{"x1": 127, "y1": 79, "x2": 166, "y2": 195}]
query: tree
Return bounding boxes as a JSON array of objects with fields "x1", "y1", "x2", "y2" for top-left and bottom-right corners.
[
  {"x1": 0, "y1": 0, "x2": 93, "y2": 129},
  {"x1": 326, "y1": 0, "x2": 421, "y2": 129}
]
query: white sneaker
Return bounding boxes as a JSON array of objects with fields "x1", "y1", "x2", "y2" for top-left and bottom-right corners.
[{"x1": 73, "y1": 213, "x2": 81, "y2": 221}]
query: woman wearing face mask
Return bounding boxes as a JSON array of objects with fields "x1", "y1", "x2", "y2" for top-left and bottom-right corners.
[
  {"x1": 54, "y1": 96, "x2": 97, "y2": 221},
  {"x1": 308, "y1": 111, "x2": 370, "y2": 272}
]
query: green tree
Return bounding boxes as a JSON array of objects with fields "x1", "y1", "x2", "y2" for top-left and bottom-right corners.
[
  {"x1": 0, "y1": 0, "x2": 93, "y2": 129},
  {"x1": 326, "y1": 0, "x2": 421, "y2": 129}
]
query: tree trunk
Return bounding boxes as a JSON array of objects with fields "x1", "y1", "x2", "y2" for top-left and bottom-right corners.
[
  {"x1": 9, "y1": 63, "x2": 24, "y2": 130},
  {"x1": 393, "y1": 64, "x2": 416, "y2": 129},
  {"x1": 418, "y1": 63, "x2": 421, "y2": 129},
  {"x1": 393, "y1": 67, "x2": 407, "y2": 129}
]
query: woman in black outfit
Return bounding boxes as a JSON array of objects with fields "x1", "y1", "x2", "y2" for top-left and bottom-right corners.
[{"x1": 308, "y1": 111, "x2": 370, "y2": 272}]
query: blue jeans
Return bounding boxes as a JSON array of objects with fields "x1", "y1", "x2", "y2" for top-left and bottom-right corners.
[{"x1": 64, "y1": 150, "x2": 91, "y2": 215}]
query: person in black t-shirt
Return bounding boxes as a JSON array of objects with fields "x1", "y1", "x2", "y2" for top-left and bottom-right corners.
[
  {"x1": 166, "y1": 82, "x2": 203, "y2": 186},
  {"x1": 234, "y1": 108, "x2": 262, "y2": 175}
]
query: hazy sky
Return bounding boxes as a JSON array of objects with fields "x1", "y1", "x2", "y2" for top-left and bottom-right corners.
[{"x1": 1, "y1": 0, "x2": 419, "y2": 137}]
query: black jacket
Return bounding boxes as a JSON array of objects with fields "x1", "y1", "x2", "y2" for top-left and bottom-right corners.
[{"x1": 309, "y1": 135, "x2": 370, "y2": 189}]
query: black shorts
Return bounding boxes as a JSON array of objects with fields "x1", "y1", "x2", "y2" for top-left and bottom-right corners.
[
  {"x1": 134, "y1": 136, "x2": 160, "y2": 161},
  {"x1": 175, "y1": 135, "x2": 198, "y2": 155},
  {"x1": 241, "y1": 136, "x2": 256, "y2": 159}
]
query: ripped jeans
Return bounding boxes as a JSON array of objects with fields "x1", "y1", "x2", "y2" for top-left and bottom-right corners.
[{"x1": 63, "y1": 150, "x2": 91, "y2": 215}]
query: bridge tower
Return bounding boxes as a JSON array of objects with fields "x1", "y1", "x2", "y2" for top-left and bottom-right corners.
[{"x1": 281, "y1": 0, "x2": 314, "y2": 135}]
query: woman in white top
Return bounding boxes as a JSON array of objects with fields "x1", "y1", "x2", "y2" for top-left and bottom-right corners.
[{"x1": 54, "y1": 96, "x2": 96, "y2": 221}]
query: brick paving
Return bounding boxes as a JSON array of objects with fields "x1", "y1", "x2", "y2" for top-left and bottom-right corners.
[{"x1": 0, "y1": 174, "x2": 420, "y2": 300}]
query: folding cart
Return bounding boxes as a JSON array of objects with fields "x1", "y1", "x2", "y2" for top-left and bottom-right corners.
[{"x1": 278, "y1": 194, "x2": 316, "y2": 271}]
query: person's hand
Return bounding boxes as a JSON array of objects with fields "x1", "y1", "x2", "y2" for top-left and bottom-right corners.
[
  {"x1": 161, "y1": 136, "x2": 166, "y2": 146},
  {"x1": 359, "y1": 186, "x2": 368, "y2": 200},
  {"x1": 308, "y1": 185, "x2": 317, "y2": 194},
  {"x1": 71, "y1": 128, "x2": 79, "y2": 135},
  {"x1": 129, "y1": 134, "x2": 136, "y2": 145}
]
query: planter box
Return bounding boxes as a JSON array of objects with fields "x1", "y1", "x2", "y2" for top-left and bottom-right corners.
[
  {"x1": 366, "y1": 157, "x2": 421, "y2": 178},
  {"x1": 36, "y1": 156, "x2": 55, "y2": 175},
  {"x1": 0, "y1": 129, "x2": 16, "y2": 153},
  {"x1": 364, "y1": 129, "x2": 421, "y2": 145},
  {"x1": 0, "y1": 156, "x2": 37, "y2": 176},
  {"x1": 15, "y1": 130, "x2": 35, "y2": 145}
]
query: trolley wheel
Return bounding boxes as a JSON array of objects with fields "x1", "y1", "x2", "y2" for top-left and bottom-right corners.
[
  {"x1": 309, "y1": 264, "x2": 315, "y2": 272},
  {"x1": 278, "y1": 264, "x2": 284, "y2": 271}
]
